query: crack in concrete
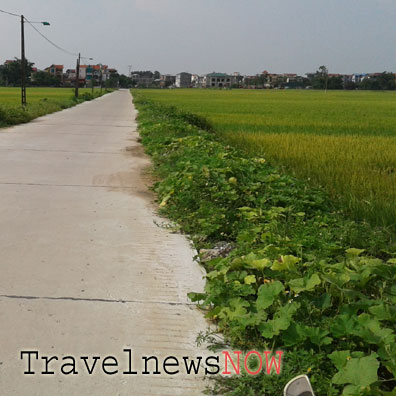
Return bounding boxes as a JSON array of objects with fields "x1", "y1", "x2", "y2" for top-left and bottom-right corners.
[
  {"x1": 33, "y1": 123, "x2": 133, "y2": 128},
  {"x1": 0, "y1": 148, "x2": 126, "y2": 155},
  {"x1": 0, "y1": 182, "x2": 135, "y2": 189},
  {"x1": 0, "y1": 294, "x2": 196, "y2": 307}
]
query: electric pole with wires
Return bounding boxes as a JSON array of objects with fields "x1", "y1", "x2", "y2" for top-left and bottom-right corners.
[
  {"x1": 0, "y1": 9, "x2": 50, "y2": 106},
  {"x1": 75, "y1": 53, "x2": 81, "y2": 98},
  {"x1": 1, "y1": 8, "x2": 94, "y2": 104},
  {"x1": 20, "y1": 16, "x2": 50, "y2": 106},
  {"x1": 20, "y1": 15, "x2": 26, "y2": 106}
]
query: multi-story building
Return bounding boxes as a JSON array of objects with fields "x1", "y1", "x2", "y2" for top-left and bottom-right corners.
[
  {"x1": 191, "y1": 74, "x2": 204, "y2": 88},
  {"x1": 203, "y1": 72, "x2": 233, "y2": 88},
  {"x1": 131, "y1": 73, "x2": 154, "y2": 87},
  {"x1": 45, "y1": 64, "x2": 64, "y2": 80},
  {"x1": 175, "y1": 72, "x2": 192, "y2": 88},
  {"x1": 63, "y1": 64, "x2": 114, "y2": 87},
  {"x1": 159, "y1": 74, "x2": 176, "y2": 88}
]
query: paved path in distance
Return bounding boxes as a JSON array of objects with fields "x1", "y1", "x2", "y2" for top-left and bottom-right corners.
[{"x1": 0, "y1": 90, "x2": 208, "y2": 395}]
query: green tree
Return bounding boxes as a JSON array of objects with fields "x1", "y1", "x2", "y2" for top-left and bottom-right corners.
[
  {"x1": 359, "y1": 72, "x2": 396, "y2": 90},
  {"x1": 0, "y1": 58, "x2": 34, "y2": 86},
  {"x1": 118, "y1": 74, "x2": 132, "y2": 88},
  {"x1": 32, "y1": 71, "x2": 61, "y2": 87},
  {"x1": 312, "y1": 65, "x2": 329, "y2": 90},
  {"x1": 327, "y1": 76, "x2": 343, "y2": 90}
]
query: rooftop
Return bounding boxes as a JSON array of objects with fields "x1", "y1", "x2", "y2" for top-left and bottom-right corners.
[{"x1": 206, "y1": 72, "x2": 230, "y2": 77}]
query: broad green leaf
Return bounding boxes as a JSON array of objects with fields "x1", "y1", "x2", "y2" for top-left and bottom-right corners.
[
  {"x1": 288, "y1": 273, "x2": 321, "y2": 293},
  {"x1": 355, "y1": 314, "x2": 395, "y2": 345},
  {"x1": 312, "y1": 292, "x2": 332, "y2": 311},
  {"x1": 258, "y1": 302, "x2": 300, "y2": 338},
  {"x1": 331, "y1": 314, "x2": 357, "y2": 338},
  {"x1": 304, "y1": 326, "x2": 333, "y2": 346},
  {"x1": 251, "y1": 258, "x2": 272, "y2": 270},
  {"x1": 271, "y1": 255, "x2": 299, "y2": 272},
  {"x1": 244, "y1": 275, "x2": 256, "y2": 285},
  {"x1": 244, "y1": 253, "x2": 272, "y2": 270},
  {"x1": 341, "y1": 384, "x2": 364, "y2": 396},
  {"x1": 282, "y1": 323, "x2": 307, "y2": 346},
  {"x1": 187, "y1": 292, "x2": 206, "y2": 302},
  {"x1": 332, "y1": 354, "x2": 379, "y2": 388},
  {"x1": 369, "y1": 304, "x2": 396, "y2": 321},
  {"x1": 346, "y1": 248, "x2": 365, "y2": 258},
  {"x1": 256, "y1": 281, "x2": 284, "y2": 310},
  {"x1": 329, "y1": 350, "x2": 351, "y2": 370},
  {"x1": 219, "y1": 298, "x2": 249, "y2": 320}
]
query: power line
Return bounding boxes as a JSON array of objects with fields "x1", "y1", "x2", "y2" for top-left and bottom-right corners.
[
  {"x1": 24, "y1": 17, "x2": 78, "y2": 57},
  {"x1": 0, "y1": 8, "x2": 20, "y2": 17},
  {"x1": 1, "y1": 10, "x2": 92, "y2": 60}
]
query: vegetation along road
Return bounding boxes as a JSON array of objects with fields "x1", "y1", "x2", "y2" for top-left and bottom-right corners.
[
  {"x1": 133, "y1": 89, "x2": 396, "y2": 396},
  {"x1": 0, "y1": 87, "x2": 107, "y2": 127}
]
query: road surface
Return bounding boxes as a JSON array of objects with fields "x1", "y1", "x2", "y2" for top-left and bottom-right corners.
[{"x1": 0, "y1": 90, "x2": 208, "y2": 395}]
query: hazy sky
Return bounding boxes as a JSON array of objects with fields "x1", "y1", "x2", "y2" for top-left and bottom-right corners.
[{"x1": 1, "y1": 0, "x2": 396, "y2": 76}]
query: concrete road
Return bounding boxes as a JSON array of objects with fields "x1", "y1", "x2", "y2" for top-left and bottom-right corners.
[{"x1": 0, "y1": 90, "x2": 209, "y2": 395}]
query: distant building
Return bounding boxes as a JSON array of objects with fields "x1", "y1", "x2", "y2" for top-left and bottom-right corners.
[
  {"x1": 45, "y1": 64, "x2": 64, "y2": 79},
  {"x1": 175, "y1": 72, "x2": 192, "y2": 88},
  {"x1": 191, "y1": 74, "x2": 204, "y2": 88},
  {"x1": 352, "y1": 74, "x2": 368, "y2": 84},
  {"x1": 63, "y1": 64, "x2": 113, "y2": 87},
  {"x1": 131, "y1": 73, "x2": 154, "y2": 87},
  {"x1": 204, "y1": 72, "x2": 233, "y2": 88},
  {"x1": 160, "y1": 74, "x2": 176, "y2": 88}
]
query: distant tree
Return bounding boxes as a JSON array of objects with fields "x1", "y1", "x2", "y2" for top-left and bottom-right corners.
[
  {"x1": 312, "y1": 65, "x2": 329, "y2": 90},
  {"x1": 32, "y1": 71, "x2": 61, "y2": 87},
  {"x1": 132, "y1": 70, "x2": 154, "y2": 78},
  {"x1": 118, "y1": 74, "x2": 133, "y2": 88},
  {"x1": 378, "y1": 72, "x2": 396, "y2": 90},
  {"x1": 0, "y1": 58, "x2": 34, "y2": 86},
  {"x1": 359, "y1": 77, "x2": 373, "y2": 90},
  {"x1": 327, "y1": 75, "x2": 343, "y2": 90},
  {"x1": 344, "y1": 81, "x2": 356, "y2": 90},
  {"x1": 153, "y1": 70, "x2": 160, "y2": 79},
  {"x1": 359, "y1": 72, "x2": 395, "y2": 90},
  {"x1": 105, "y1": 74, "x2": 119, "y2": 88}
]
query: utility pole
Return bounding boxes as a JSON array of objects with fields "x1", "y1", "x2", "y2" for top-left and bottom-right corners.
[
  {"x1": 99, "y1": 69, "x2": 103, "y2": 93},
  {"x1": 91, "y1": 64, "x2": 95, "y2": 94},
  {"x1": 75, "y1": 52, "x2": 80, "y2": 98},
  {"x1": 1, "y1": 11, "x2": 49, "y2": 105},
  {"x1": 21, "y1": 15, "x2": 26, "y2": 106}
]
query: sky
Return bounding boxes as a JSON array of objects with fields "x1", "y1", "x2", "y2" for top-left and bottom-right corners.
[{"x1": 1, "y1": 0, "x2": 396, "y2": 76}]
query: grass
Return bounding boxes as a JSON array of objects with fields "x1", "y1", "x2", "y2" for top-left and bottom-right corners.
[
  {"x1": 132, "y1": 93, "x2": 396, "y2": 396},
  {"x1": 0, "y1": 87, "x2": 109, "y2": 127},
  {"x1": 136, "y1": 89, "x2": 396, "y2": 228}
]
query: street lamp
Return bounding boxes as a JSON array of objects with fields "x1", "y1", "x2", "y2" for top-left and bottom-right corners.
[{"x1": 20, "y1": 15, "x2": 50, "y2": 106}]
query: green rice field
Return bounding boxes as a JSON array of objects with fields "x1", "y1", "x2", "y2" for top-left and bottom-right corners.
[
  {"x1": 136, "y1": 89, "x2": 396, "y2": 228},
  {"x1": 0, "y1": 87, "x2": 106, "y2": 127},
  {"x1": 0, "y1": 87, "x2": 102, "y2": 104}
]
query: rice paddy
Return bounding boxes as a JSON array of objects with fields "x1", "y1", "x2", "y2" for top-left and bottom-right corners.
[
  {"x1": 136, "y1": 89, "x2": 396, "y2": 227},
  {"x1": 0, "y1": 87, "x2": 102, "y2": 105},
  {"x1": 0, "y1": 87, "x2": 106, "y2": 127}
]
